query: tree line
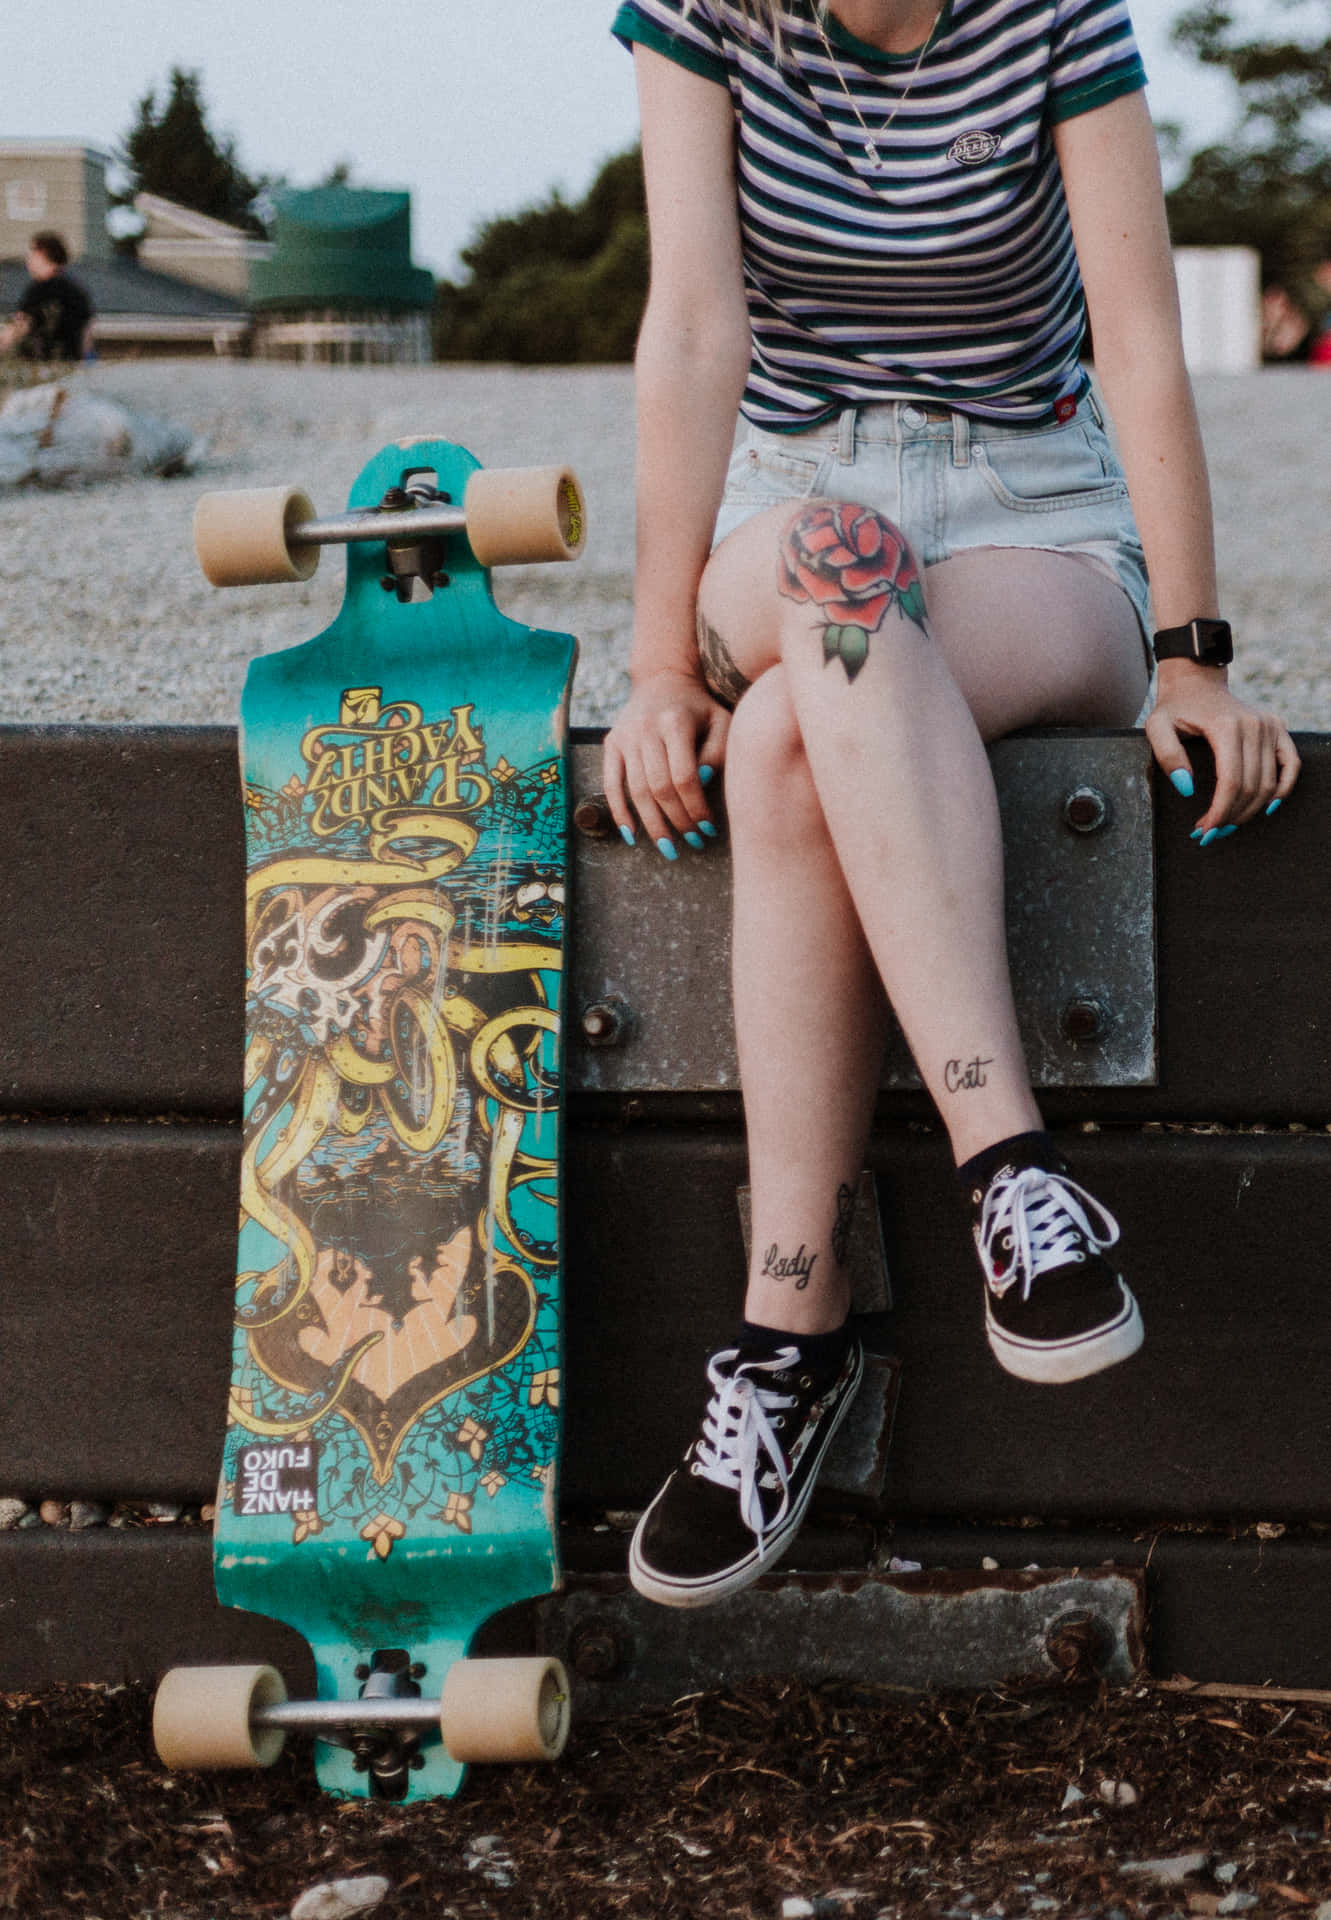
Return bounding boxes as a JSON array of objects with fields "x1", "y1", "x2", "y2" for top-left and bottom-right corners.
[
  {"x1": 1165, "y1": 1, "x2": 1331, "y2": 350},
  {"x1": 115, "y1": 15, "x2": 1331, "y2": 364}
]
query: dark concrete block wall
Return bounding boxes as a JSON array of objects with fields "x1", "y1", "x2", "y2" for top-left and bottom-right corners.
[{"x1": 2, "y1": 726, "x2": 1329, "y2": 1690}]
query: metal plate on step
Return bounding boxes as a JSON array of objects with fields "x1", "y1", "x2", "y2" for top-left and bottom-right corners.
[
  {"x1": 541, "y1": 1566, "x2": 1146, "y2": 1718},
  {"x1": 568, "y1": 734, "x2": 1156, "y2": 1092}
]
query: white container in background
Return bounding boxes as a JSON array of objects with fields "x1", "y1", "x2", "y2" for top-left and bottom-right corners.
[{"x1": 1173, "y1": 246, "x2": 1262, "y2": 374}]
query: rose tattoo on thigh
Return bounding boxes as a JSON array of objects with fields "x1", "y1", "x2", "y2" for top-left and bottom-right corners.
[{"x1": 778, "y1": 503, "x2": 928, "y2": 681}]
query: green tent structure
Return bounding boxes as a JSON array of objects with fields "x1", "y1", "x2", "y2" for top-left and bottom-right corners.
[{"x1": 249, "y1": 187, "x2": 435, "y2": 364}]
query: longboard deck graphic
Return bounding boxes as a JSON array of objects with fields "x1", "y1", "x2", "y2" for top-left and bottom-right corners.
[{"x1": 156, "y1": 440, "x2": 578, "y2": 1801}]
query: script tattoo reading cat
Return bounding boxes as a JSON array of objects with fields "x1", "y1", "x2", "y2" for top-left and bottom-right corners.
[
  {"x1": 945, "y1": 1054, "x2": 995, "y2": 1093},
  {"x1": 778, "y1": 503, "x2": 928, "y2": 681}
]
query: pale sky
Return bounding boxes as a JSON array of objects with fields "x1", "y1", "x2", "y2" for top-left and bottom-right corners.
[{"x1": 0, "y1": 1, "x2": 1269, "y2": 278}]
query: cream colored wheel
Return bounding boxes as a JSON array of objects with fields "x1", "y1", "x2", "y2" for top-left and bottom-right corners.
[
  {"x1": 193, "y1": 486, "x2": 319, "y2": 586},
  {"x1": 463, "y1": 467, "x2": 586, "y2": 567},
  {"x1": 440, "y1": 1656, "x2": 570, "y2": 1764},
  {"x1": 152, "y1": 1663, "x2": 288, "y2": 1770}
]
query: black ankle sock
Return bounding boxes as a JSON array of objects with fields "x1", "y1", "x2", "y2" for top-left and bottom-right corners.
[
  {"x1": 736, "y1": 1318, "x2": 851, "y2": 1381},
  {"x1": 956, "y1": 1130, "x2": 1068, "y2": 1212}
]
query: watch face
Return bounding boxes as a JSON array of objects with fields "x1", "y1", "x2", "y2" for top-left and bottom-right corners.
[{"x1": 1194, "y1": 621, "x2": 1233, "y2": 665}]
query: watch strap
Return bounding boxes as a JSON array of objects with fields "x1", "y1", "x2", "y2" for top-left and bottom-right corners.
[{"x1": 1152, "y1": 618, "x2": 1233, "y2": 667}]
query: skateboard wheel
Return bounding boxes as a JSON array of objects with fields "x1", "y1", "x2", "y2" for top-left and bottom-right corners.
[
  {"x1": 152, "y1": 1663, "x2": 288, "y2": 1770},
  {"x1": 194, "y1": 486, "x2": 319, "y2": 587},
  {"x1": 462, "y1": 467, "x2": 586, "y2": 567},
  {"x1": 439, "y1": 1655, "x2": 571, "y2": 1764}
]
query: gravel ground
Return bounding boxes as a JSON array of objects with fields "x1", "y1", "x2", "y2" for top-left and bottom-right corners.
[
  {"x1": 10, "y1": 1676, "x2": 1331, "y2": 1918},
  {"x1": 0, "y1": 359, "x2": 1327, "y2": 732},
  {"x1": 0, "y1": 362, "x2": 637, "y2": 733}
]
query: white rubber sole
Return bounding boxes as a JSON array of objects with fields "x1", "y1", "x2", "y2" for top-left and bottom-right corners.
[
  {"x1": 628, "y1": 1345, "x2": 865, "y2": 1609},
  {"x1": 987, "y1": 1282, "x2": 1144, "y2": 1385}
]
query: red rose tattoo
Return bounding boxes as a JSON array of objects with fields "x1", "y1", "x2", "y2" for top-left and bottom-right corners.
[{"x1": 778, "y1": 503, "x2": 929, "y2": 681}]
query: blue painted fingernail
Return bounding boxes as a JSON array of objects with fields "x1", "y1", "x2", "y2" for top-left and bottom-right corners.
[
  {"x1": 698, "y1": 820, "x2": 719, "y2": 839},
  {"x1": 699, "y1": 765, "x2": 715, "y2": 787},
  {"x1": 656, "y1": 837, "x2": 678, "y2": 862},
  {"x1": 1216, "y1": 823, "x2": 1238, "y2": 839},
  {"x1": 1266, "y1": 797, "x2": 1283, "y2": 817},
  {"x1": 1199, "y1": 828, "x2": 1219, "y2": 847},
  {"x1": 684, "y1": 831, "x2": 704, "y2": 851},
  {"x1": 1190, "y1": 827, "x2": 1205, "y2": 841},
  {"x1": 1169, "y1": 768, "x2": 1195, "y2": 798},
  {"x1": 620, "y1": 824, "x2": 636, "y2": 848}
]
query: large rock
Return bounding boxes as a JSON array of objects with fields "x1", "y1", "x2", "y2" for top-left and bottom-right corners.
[{"x1": 0, "y1": 380, "x2": 201, "y2": 486}]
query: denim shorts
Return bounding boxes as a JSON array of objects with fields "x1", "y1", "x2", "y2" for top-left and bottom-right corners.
[{"x1": 712, "y1": 395, "x2": 1152, "y2": 647}]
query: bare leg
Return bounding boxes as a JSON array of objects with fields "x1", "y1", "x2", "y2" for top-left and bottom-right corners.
[
  {"x1": 725, "y1": 664, "x2": 888, "y2": 1334},
  {"x1": 628, "y1": 523, "x2": 1149, "y2": 1607},
  {"x1": 703, "y1": 510, "x2": 1148, "y2": 1326}
]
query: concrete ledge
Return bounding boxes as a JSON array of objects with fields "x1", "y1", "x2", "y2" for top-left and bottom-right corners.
[
  {"x1": 2, "y1": 1525, "x2": 1324, "y2": 1698},
  {"x1": 1, "y1": 726, "x2": 1328, "y2": 1118}
]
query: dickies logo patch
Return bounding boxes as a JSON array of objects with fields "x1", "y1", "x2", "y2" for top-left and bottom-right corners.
[{"x1": 948, "y1": 130, "x2": 1002, "y2": 166}]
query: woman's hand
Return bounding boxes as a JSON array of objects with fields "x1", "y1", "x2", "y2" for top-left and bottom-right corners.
[
  {"x1": 603, "y1": 668, "x2": 731, "y2": 858},
  {"x1": 1145, "y1": 661, "x2": 1300, "y2": 840}
]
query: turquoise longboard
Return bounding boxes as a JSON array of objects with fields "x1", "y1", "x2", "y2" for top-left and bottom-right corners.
[{"x1": 152, "y1": 439, "x2": 582, "y2": 1801}]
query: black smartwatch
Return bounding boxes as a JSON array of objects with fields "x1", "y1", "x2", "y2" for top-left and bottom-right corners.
[{"x1": 1152, "y1": 618, "x2": 1233, "y2": 668}]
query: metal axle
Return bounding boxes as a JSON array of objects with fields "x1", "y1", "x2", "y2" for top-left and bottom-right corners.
[
  {"x1": 253, "y1": 1696, "x2": 442, "y2": 1733},
  {"x1": 288, "y1": 502, "x2": 468, "y2": 551}
]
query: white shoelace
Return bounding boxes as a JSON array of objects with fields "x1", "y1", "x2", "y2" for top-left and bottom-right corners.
[
  {"x1": 977, "y1": 1166, "x2": 1120, "y2": 1302},
  {"x1": 690, "y1": 1346, "x2": 802, "y2": 1546}
]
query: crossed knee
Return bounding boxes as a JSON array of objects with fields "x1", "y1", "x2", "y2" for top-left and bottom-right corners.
[{"x1": 725, "y1": 669, "x2": 826, "y2": 846}]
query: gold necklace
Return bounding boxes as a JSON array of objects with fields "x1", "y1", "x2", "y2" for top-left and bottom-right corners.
[{"x1": 812, "y1": 3, "x2": 941, "y2": 169}]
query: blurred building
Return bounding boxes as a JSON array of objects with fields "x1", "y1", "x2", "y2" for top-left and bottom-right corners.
[
  {"x1": 248, "y1": 187, "x2": 434, "y2": 364},
  {"x1": 1, "y1": 145, "x2": 435, "y2": 364},
  {"x1": 0, "y1": 140, "x2": 111, "y2": 266},
  {"x1": 134, "y1": 193, "x2": 271, "y2": 303},
  {"x1": 0, "y1": 140, "x2": 252, "y2": 356}
]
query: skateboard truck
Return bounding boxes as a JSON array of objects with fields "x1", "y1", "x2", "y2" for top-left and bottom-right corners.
[
  {"x1": 373, "y1": 479, "x2": 455, "y2": 599},
  {"x1": 193, "y1": 461, "x2": 585, "y2": 590},
  {"x1": 226, "y1": 1652, "x2": 434, "y2": 1801},
  {"x1": 154, "y1": 1650, "x2": 571, "y2": 1798}
]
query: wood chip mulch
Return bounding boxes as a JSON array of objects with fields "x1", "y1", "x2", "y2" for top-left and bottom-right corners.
[{"x1": 5, "y1": 1679, "x2": 1331, "y2": 1918}]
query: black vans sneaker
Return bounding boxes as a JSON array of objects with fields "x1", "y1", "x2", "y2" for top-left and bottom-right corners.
[
  {"x1": 970, "y1": 1159, "x2": 1142, "y2": 1383},
  {"x1": 628, "y1": 1337, "x2": 864, "y2": 1608}
]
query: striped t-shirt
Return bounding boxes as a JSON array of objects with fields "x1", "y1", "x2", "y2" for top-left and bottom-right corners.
[{"x1": 612, "y1": 0, "x2": 1147, "y2": 427}]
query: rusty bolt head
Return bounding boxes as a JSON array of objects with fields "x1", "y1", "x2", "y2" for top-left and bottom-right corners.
[
  {"x1": 573, "y1": 794, "x2": 615, "y2": 839},
  {"x1": 569, "y1": 1623, "x2": 623, "y2": 1680},
  {"x1": 1064, "y1": 786, "x2": 1110, "y2": 834},
  {"x1": 1061, "y1": 997, "x2": 1107, "y2": 1044},
  {"x1": 581, "y1": 996, "x2": 631, "y2": 1047},
  {"x1": 1045, "y1": 1610, "x2": 1108, "y2": 1682}
]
